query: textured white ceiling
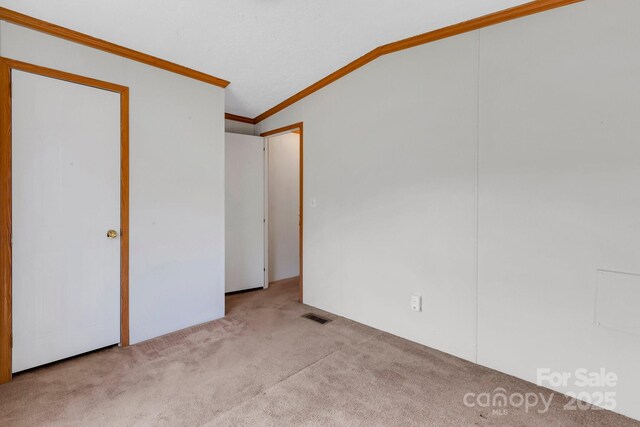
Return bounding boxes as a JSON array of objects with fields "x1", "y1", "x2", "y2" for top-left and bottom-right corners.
[{"x1": 0, "y1": 0, "x2": 530, "y2": 118}]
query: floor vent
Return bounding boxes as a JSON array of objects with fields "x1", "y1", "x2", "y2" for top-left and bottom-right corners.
[{"x1": 301, "y1": 313, "x2": 332, "y2": 324}]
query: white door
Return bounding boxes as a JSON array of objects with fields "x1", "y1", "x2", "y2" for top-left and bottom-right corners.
[
  {"x1": 225, "y1": 133, "x2": 265, "y2": 292},
  {"x1": 12, "y1": 70, "x2": 121, "y2": 373}
]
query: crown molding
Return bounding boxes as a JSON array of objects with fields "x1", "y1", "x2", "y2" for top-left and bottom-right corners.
[
  {"x1": 0, "y1": 7, "x2": 230, "y2": 88},
  {"x1": 0, "y1": 2, "x2": 585, "y2": 120},
  {"x1": 253, "y1": 0, "x2": 583, "y2": 124},
  {"x1": 225, "y1": 113, "x2": 256, "y2": 124}
]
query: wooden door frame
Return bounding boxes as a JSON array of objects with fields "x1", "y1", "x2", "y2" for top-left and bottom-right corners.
[
  {"x1": 260, "y1": 123, "x2": 304, "y2": 303},
  {"x1": 0, "y1": 57, "x2": 130, "y2": 384}
]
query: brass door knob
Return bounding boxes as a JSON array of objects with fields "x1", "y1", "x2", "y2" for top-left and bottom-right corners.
[{"x1": 107, "y1": 229, "x2": 118, "y2": 239}]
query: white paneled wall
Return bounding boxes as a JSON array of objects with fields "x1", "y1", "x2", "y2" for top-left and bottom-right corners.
[
  {"x1": 256, "y1": 0, "x2": 640, "y2": 420},
  {"x1": 261, "y1": 32, "x2": 481, "y2": 362},
  {"x1": 477, "y1": 0, "x2": 640, "y2": 417}
]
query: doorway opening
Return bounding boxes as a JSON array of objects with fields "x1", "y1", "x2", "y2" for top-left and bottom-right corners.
[
  {"x1": 224, "y1": 123, "x2": 303, "y2": 302},
  {"x1": 261, "y1": 123, "x2": 303, "y2": 303}
]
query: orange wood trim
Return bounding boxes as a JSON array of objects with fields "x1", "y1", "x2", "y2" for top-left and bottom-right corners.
[
  {"x1": 225, "y1": 113, "x2": 256, "y2": 125},
  {"x1": 0, "y1": 57, "x2": 130, "y2": 383},
  {"x1": 261, "y1": 123, "x2": 304, "y2": 303},
  {"x1": 0, "y1": 58, "x2": 128, "y2": 93},
  {"x1": 0, "y1": 7, "x2": 230, "y2": 88},
  {"x1": 120, "y1": 88, "x2": 130, "y2": 347},
  {"x1": 298, "y1": 124, "x2": 303, "y2": 304},
  {"x1": 253, "y1": 0, "x2": 583, "y2": 124},
  {"x1": 260, "y1": 122, "x2": 303, "y2": 138},
  {"x1": 0, "y1": 60, "x2": 12, "y2": 384}
]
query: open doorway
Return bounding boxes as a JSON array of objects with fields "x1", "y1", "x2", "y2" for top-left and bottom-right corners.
[
  {"x1": 261, "y1": 124, "x2": 303, "y2": 303},
  {"x1": 224, "y1": 124, "x2": 303, "y2": 301}
]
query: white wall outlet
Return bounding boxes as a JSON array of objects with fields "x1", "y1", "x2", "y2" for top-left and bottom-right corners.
[{"x1": 411, "y1": 295, "x2": 421, "y2": 312}]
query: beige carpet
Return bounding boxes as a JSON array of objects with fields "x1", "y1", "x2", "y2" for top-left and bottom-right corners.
[{"x1": 0, "y1": 280, "x2": 637, "y2": 426}]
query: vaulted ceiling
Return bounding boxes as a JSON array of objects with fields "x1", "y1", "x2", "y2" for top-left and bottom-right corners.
[{"x1": 0, "y1": 0, "x2": 530, "y2": 118}]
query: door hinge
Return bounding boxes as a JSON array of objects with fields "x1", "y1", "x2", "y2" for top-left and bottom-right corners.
[{"x1": 10, "y1": 333, "x2": 12, "y2": 348}]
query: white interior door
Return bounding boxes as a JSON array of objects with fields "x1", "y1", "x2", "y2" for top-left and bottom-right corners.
[
  {"x1": 12, "y1": 70, "x2": 121, "y2": 373},
  {"x1": 225, "y1": 133, "x2": 265, "y2": 292}
]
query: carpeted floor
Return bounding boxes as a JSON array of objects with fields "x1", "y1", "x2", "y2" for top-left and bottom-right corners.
[{"x1": 0, "y1": 279, "x2": 637, "y2": 426}]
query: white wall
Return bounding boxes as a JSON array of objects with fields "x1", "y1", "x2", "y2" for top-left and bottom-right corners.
[
  {"x1": 259, "y1": 33, "x2": 480, "y2": 362},
  {"x1": 476, "y1": 0, "x2": 640, "y2": 418},
  {"x1": 1, "y1": 22, "x2": 226, "y2": 344},
  {"x1": 267, "y1": 132, "x2": 300, "y2": 282},
  {"x1": 256, "y1": 0, "x2": 640, "y2": 420},
  {"x1": 225, "y1": 119, "x2": 256, "y2": 136}
]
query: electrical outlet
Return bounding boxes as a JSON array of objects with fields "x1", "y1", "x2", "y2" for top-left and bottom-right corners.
[{"x1": 411, "y1": 295, "x2": 421, "y2": 312}]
